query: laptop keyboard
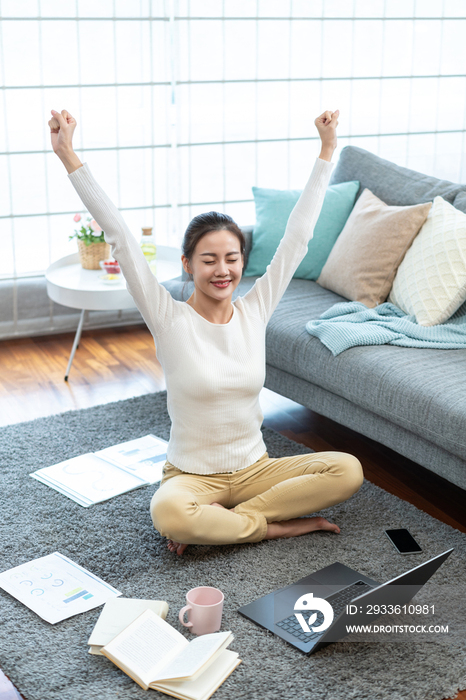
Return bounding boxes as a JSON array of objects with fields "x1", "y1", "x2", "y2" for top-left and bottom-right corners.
[{"x1": 276, "y1": 580, "x2": 373, "y2": 643}]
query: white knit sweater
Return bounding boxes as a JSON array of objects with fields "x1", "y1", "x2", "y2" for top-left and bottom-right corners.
[{"x1": 68, "y1": 158, "x2": 333, "y2": 474}]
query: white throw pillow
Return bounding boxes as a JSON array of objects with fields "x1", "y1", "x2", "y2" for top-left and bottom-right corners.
[{"x1": 389, "y1": 196, "x2": 466, "y2": 326}]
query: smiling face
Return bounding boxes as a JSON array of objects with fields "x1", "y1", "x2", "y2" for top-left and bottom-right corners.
[{"x1": 181, "y1": 229, "x2": 244, "y2": 303}]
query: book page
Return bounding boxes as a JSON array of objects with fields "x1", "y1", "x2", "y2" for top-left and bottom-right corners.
[
  {"x1": 152, "y1": 631, "x2": 232, "y2": 682},
  {"x1": 152, "y1": 650, "x2": 241, "y2": 700},
  {"x1": 102, "y1": 609, "x2": 187, "y2": 686},
  {"x1": 88, "y1": 645, "x2": 103, "y2": 655},
  {"x1": 88, "y1": 598, "x2": 169, "y2": 648}
]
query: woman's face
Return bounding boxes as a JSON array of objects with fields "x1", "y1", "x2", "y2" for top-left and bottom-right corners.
[{"x1": 182, "y1": 229, "x2": 244, "y2": 303}]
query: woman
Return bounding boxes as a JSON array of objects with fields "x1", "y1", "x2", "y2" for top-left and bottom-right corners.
[{"x1": 49, "y1": 107, "x2": 363, "y2": 556}]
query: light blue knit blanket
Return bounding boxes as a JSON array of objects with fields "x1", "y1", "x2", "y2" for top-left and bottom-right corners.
[{"x1": 305, "y1": 301, "x2": 466, "y2": 356}]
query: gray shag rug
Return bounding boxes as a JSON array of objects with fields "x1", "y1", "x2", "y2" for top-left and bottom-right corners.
[{"x1": 0, "y1": 392, "x2": 465, "y2": 700}]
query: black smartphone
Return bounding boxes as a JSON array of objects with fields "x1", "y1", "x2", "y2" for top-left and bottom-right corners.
[{"x1": 384, "y1": 528, "x2": 422, "y2": 554}]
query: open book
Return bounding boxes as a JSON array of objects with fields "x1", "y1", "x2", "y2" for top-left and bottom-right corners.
[
  {"x1": 100, "y1": 608, "x2": 240, "y2": 700},
  {"x1": 30, "y1": 434, "x2": 168, "y2": 506},
  {"x1": 88, "y1": 597, "x2": 170, "y2": 655}
]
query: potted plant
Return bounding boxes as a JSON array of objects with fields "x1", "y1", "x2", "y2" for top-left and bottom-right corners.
[{"x1": 70, "y1": 213, "x2": 110, "y2": 269}]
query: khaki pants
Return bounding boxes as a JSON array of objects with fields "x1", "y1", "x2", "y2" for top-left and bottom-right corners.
[{"x1": 150, "y1": 451, "x2": 363, "y2": 545}]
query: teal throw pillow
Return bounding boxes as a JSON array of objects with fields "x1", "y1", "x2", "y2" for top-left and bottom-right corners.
[{"x1": 244, "y1": 180, "x2": 360, "y2": 279}]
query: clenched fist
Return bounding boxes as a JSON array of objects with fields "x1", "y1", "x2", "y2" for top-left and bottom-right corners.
[
  {"x1": 315, "y1": 110, "x2": 339, "y2": 153},
  {"x1": 48, "y1": 109, "x2": 77, "y2": 155}
]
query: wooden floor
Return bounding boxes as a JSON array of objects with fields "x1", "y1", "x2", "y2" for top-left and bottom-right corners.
[{"x1": 0, "y1": 324, "x2": 464, "y2": 700}]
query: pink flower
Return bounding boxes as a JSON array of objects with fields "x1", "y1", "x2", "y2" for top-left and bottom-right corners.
[
  {"x1": 90, "y1": 219, "x2": 102, "y2": 232},
  {"x1": 73, "y1": 213, "x2": 81, "y2": 222}
]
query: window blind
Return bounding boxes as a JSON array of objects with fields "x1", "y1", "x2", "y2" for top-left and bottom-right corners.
[{"x1": 0, "y1": 0, "x2": 465, "y2": 334}]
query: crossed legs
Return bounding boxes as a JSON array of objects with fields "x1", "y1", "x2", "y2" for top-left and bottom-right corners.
[{"x1": 150, "y1": 451, "x2": 363, "y2": 555}]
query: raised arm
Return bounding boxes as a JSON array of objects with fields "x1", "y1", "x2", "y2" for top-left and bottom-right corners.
[
  {"x1": 48, "y1": 109, "x2": 175, "y2": 337},
  {"x1": 241, "y1": 110, "x2": 339, "y2": 323}
]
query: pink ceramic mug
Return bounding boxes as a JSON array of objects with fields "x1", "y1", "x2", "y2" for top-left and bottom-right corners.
[{"x1": 178, "y1": 586, "x2": 224, "y2": 635}]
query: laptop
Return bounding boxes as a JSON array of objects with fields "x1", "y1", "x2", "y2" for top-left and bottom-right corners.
[{"x1": 238, "y1": 548, "x2": 453, "y2": 654}]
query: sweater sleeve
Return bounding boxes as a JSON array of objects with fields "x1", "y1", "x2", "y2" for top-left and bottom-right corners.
[
  {"x1": 68, "y1": 163, "x2": 176, "y2": 337},
  {"x1": 241, "y1": 157, "x2": 334, "y2": 323}
]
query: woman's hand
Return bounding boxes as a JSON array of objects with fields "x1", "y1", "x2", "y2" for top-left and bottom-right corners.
[
  {"x1": 48, "y1": 109, "x2": 82, "y2": 173},
  {"x1": 315, "y1": 109, "x2": 339, "y2": 161},
  {"x1": 48, "y1": 109, "x2": 77, "y2": 155}
]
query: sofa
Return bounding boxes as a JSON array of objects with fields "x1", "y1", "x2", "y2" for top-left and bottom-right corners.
[{"x1": 162, "y1": 146, "x2": 466, "y2": 493}]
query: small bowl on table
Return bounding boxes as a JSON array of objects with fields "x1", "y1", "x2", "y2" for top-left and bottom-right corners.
[{"x1": 99, "y1": 259, "x2": 122, "y2": 283}]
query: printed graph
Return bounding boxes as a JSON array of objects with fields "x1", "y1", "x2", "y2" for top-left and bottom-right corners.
[
  {"x1": 0, "y1": 552, "x2": 120, "y2": 623},
  {"x1": 63, "y1": 587, "x2": 94, "y2": 604}
]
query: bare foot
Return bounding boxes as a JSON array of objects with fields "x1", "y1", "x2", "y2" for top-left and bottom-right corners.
[
  {"x1": 166, "y1": 539, "x2": 188, "y2": 556},
  {"x1": 266, "y1": 516, "x2": 340, "y2": 540}
]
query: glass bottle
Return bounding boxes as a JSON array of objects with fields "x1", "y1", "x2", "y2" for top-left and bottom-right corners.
[{"x1": 140, "y1": 226, "x2": 157, "y2": 276}]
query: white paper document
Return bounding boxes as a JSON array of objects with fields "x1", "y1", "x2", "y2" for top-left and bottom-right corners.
[
  {"x1": 0, "y1": 552, "x2": 121, "y2": 624},
  {"x1": 95, "y1": 434, "x2": 168, "y2": 483},
  {"x1": 30, "y1": 434, "x2": 167, "y2": 506}
]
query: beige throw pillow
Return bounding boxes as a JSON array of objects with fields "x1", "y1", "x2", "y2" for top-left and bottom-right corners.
[
  {"x1": 389, "y1": 196, "x2": 466, "y2": 326},
  {"x1": 317, "y1": 189, "x2": 432, "y2": 308}
]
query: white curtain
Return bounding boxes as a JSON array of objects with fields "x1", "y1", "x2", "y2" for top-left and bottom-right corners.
[{"x1": 1, "y1": 0, "x2": 465, "y2": 284}]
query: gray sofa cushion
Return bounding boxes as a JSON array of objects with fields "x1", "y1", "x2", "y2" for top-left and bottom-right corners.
[
  {"x1": 330, "y1": 146, "x2": 466, "y2": 214},
  {"x1": 264, "y1": 279, "x2": 466, "y2": 464}
]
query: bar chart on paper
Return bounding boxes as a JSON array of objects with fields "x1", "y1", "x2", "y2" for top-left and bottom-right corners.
[
  {"x1": 0, "y1": 552, "x2": 121, "y2": 624},
  {"x1": 63, "y1": 587, "x2": 94, "y2": 604}
]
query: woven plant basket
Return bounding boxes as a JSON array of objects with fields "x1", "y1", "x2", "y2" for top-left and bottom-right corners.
[{"x1": 77, "y1": 240, "x2": 111, "y2": 270}]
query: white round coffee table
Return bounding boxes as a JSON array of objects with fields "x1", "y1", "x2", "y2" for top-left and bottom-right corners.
[{"x1": 46, "y1": 252, "x2": 180, "y2": 380}]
